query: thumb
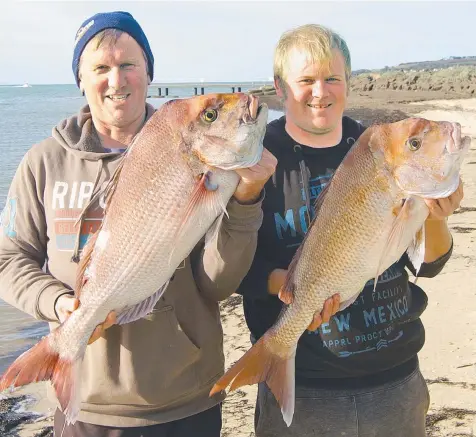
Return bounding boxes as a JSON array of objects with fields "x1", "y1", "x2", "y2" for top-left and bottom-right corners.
[
  {"x1": 67, "y1": 297, "x2": 79, "y2": 311},
  {"x1": 61, "y1": 295, "x2": 79, "y2": 312}
]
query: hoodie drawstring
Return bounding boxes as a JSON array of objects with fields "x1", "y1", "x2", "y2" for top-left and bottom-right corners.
[
  {"x1": 293, "y1": 144, "x2": 312, "y2": 228},
  {"x1": 71, "y1": 159, "x2": 104, "y2": 263}
]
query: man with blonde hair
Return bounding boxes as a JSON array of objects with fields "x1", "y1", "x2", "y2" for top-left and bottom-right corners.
[{"x1": 237, "y1": 23, "x2": 461, "y2": 436}]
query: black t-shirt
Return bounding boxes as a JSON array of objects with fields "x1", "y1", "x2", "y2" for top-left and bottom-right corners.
[{"x1": 237, "y1": 115, "x2": 452, "y2": 388}]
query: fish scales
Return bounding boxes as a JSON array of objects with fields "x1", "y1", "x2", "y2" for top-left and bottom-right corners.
[
  {"x1": 210, "y1": 118, "x2": 471, "y2": 427},
  {"x1": 270, "y1": 137, "x2": 399, "y2": 344}
]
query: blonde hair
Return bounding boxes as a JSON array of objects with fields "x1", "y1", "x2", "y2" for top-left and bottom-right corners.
[
  {"x1": 274, "y1": 24, "x2": 351, "y2": 85},
  {"x1": 78, "y1": 29, "x2": 150, "y2": 82}
]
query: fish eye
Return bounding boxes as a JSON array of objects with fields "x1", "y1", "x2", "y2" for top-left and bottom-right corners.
[
  {"x1": 202, "y1": 109, "x2": 218, "y2": 123},
  {"x1": 407, "y1": 137, "x2": 422, "y2": 151}
]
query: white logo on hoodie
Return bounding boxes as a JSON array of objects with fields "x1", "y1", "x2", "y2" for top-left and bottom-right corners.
[{"x1": 52, "y1": 181, "x2": 94, "y2": 209}]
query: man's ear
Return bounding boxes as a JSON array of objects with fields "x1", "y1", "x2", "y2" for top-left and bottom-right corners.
[{"x1": 274, "y1": 77, "x2": 284, "y2": 98}]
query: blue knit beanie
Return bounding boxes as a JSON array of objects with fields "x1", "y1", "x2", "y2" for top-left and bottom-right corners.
[{"x1": 72, "y1": 11, "x2": 154, "y2": 87}]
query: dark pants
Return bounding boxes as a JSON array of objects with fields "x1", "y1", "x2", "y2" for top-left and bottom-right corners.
[
  {"x1": 255, "y1": 367, "x2": 430, "y2": 437},
  {"x1": 54, "y1": 404, "x2": 222, "y2": 437}
]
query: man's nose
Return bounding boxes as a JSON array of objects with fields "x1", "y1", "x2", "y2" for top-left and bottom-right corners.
[
  {"x1": 108, "y1": 67, "x2": 126, "y2": 90},
  {"x1": 312, "y1": 80, "x2": 328, "y2": 98}
]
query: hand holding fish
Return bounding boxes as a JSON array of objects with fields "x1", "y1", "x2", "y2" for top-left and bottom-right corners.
[
  {"x1": 306, "y1": 294, "x2": 341, "y2": 331},
  {"x1": 233, "y1": 148, "x2": 277, "y2": 204},
  {"x1": 269, "y1": 268, "x2": 340, "y2": 330},
  {"x1": 424, "y1": 178, "x2": 464, "y2": 220},
  {"x1": 55, "y1": 295, "x2": 116, "y2": 344}
]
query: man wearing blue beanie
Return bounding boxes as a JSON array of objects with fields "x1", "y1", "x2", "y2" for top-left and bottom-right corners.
[
  {"x1": 72, "y1": 11, "x2": 154, "y2": 86},
  {"x1": 0, "y1": 9, "x2": 275, "y2": 437}
]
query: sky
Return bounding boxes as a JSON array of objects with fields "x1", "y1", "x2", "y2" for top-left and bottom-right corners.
[{"x1": 1, "y1": 0, "x2": 475, "y2": 85}]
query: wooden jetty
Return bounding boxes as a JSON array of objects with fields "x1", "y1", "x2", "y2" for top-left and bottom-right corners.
[{"x1": 148, "y1": 81, "x2": 275, "y2": 98}]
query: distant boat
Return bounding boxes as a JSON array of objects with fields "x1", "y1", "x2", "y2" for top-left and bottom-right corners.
[{"x1": 21, "y1": 83, "x2": 31, "y2": 88}]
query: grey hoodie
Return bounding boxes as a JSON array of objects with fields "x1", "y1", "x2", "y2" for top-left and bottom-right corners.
[{"x1": 0, "y1": 104, "x2": 264, "y2": 426}]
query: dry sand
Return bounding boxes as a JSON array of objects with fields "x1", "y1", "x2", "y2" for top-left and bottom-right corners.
[{"x1": 4, "y1": 97, "x2": 476, "y2": 437}]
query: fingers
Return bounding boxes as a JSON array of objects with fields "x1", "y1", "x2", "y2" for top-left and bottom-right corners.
[
  {"x1": 67, "y1": 298, "x2": 80, "y2": 312},
  {"x1": 451, "y1": 181, "x2": 464, "y2": 209},
  {"x1": 307, "y1": 314, "x2": 322, "y2": 332},
  {"x1": 56, "y1": 295, "x2": 80, "y2": 323},
  {"x1": 425, "y1": 180, "x2": 465, "y2": 220},
  {"x1": 236, "y1": 150, "x2": 277, "y2": 179},
  {"x1": 331, "y1": 294, "x2": 340, "y2": 315},
  {"x1": 88, "y1": 311, "x2": 117, "y2": 345},
  {"x1": 321, "y1": 298, "x2": 334, "y2": 324},
  {"x1": 56, "y1": 296, "x2": 116, "y2": 344},
  {"x1": 104, "y1": 311, "x2": 117, "y2": 329},
  {"x1": 268, "y1": 268, "x2": 288, "y2": 296},
  {"x1": 261, "y1": 148, "x2": 278, "y2": 168},
  {"x1": 307, "y1": 294, "x2": 341, "y2": 332},
  {"x1": 424, "y1": 198, "x2": 442, "y2": 219},
  {"x1": 60, "y1": 296, "x2": 79, "y2": 313},
  {"x1": 307, "y1": 298, "x2": 332, "y2": 332},
  {"x1": 88, "y1": 325, "x2": 103, "y2": 345}
]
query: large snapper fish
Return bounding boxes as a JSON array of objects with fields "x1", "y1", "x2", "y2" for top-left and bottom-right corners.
[
  {"x1": 0, "y1": 93, "x2": 268, "y2": 424},
  {"x1": 210, "y1": 118, "x2": 470, "y2": 426}
]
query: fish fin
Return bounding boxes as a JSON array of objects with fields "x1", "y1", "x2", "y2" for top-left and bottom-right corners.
[
  {"x1": 374, "y1": 196, "x2": 429, "y2": 292},
  {"x1": 74, "y1": 230, "x2": 100, "y2": 298},
  {"x1": 280, "y1": 240, "x2": 303, "y2": 305},
  {"x1": 280, "y1": 247, "x2": 301, "y2": 304},
  {"x1": 204, "y1": 212, "x2": 226, "y2": 249},
  {"x1": 407, "y1": 226, "x2": 425, "y2": 278},
  {"x1": 0, "y1": 332, "x2": 83, "y2": 425},
  {"x1": 210, "y1": 334, "x2": 296, "y2": 427},
  {"x1": 311, "y1": 176, "x2": 333, "y2": 218},
  {"x1": 169, "y1": 171, "x2": 222, "y2": 266},
  {"x1": 174, "y1": 171, "x2": 218, "y2": 242},
  {"x1": 278, "y1": 283, "x2": 294, "y2": 305},
  {"x1": 374, "y1": 197, "x2": 415, "y2": 292},
  {"x1": 116, "y1": 281, "x2": 170, "y2": 325}
]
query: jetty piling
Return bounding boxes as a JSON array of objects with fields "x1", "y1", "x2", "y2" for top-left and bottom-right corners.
[{"x1": 149, "y1": 81, "x2": 275, "y2": 99}]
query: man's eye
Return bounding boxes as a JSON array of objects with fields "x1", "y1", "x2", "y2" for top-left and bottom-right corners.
[{"x1": 326, "y1": 77, "x2": 339, "y2": 82}]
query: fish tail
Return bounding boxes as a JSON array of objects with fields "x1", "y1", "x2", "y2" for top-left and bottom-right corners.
[
  {"x1": 210, "y1": 333, "x2": 296, "y2": 426},
  {"x1": 0, "y1": 327, "x2": 83, "y2": 425}
]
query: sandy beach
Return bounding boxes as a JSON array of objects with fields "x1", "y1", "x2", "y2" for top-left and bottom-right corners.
[{"x1": 2, "y1": 95, "x2": 476, "y2": 437}]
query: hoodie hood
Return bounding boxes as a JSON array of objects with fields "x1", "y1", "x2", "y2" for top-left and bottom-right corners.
[
  {"x1": 52, "y1": 103, "x2": 156, "y2": 160},
  {"x1": 50, "y1": 102, "x2": 156, "y2": 262}
]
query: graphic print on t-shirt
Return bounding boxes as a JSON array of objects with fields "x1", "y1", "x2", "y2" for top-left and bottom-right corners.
[
  {"x1": 274, "y1": 169, "x2": 335, "y2": 248},
  {"x1": 306, "y1": 263, "x2": 409, "y2": 358}
]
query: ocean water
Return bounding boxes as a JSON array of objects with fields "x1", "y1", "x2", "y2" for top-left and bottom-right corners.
[{"x1": 0, "y1": 84, "x2": 282, "y2": 373}]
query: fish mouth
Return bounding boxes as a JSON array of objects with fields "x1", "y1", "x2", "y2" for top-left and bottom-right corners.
[
  {"x1": 446, "y1": 122, "x2": 471, "y2": 156},
  {"x1": 242, "y1": 94, "x2": 265, "y2": 125},
  {"x1": 447, "y1": 122, "x2": 461, "y2": 153}
]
